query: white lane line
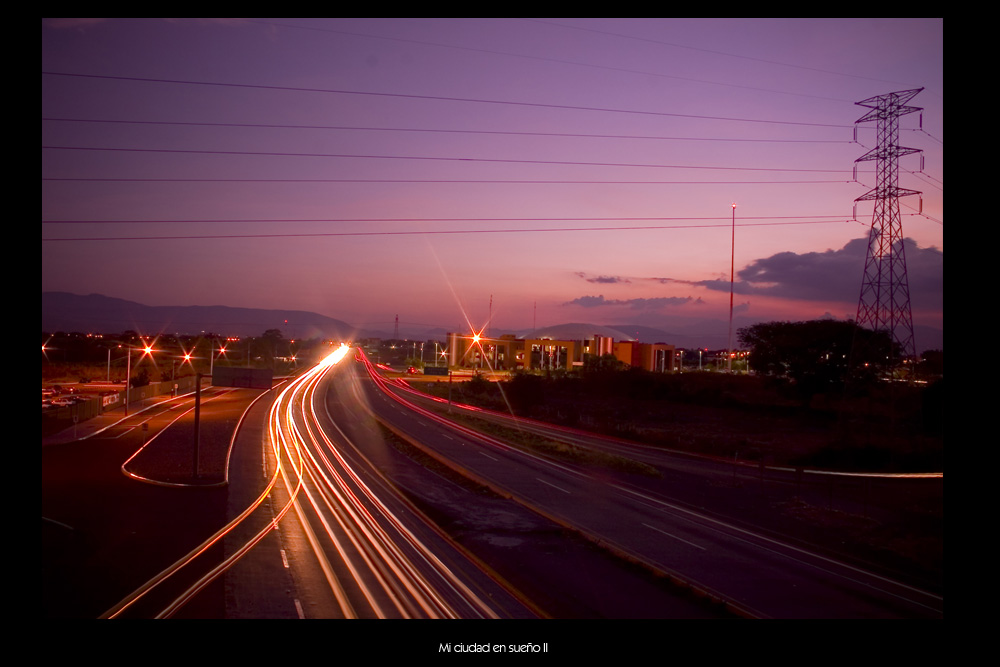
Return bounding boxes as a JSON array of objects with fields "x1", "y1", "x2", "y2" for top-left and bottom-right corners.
[
  {"x1": 294, "y1": 599, "x2": 306, "y2": 619},
  {"x1": 642, "y1": 522, "x2": 706, "y2": 550},
  {"x1": 478, "y1": 451, "x2": 498, "y2": 461},
  {"x1": 536, "y1": 478, "x2": 571, "y2": 494}
]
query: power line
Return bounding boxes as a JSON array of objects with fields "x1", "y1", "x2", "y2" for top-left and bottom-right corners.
[
  {"x1": 41, "y1": 71, "x2": 854, "y2": 128},
  {"x1": 42, "y1": 218, "x2": 855, "y2": 242},
  {"x1": 41, "y1": 145, "x2": 849, "y2": 173},
  {"x1": 523, "y1": 18, "x2": 923, "y2": 89},
  {"x1": 43, "y1": 177, "x2": 849, "y2": 185},
  {"x1": 41, "y1": 116, "x2": 850, "y2": 143},
  {"x1": 42, "y1": 214, "x2": 848, "y2": 225},
  {"x1": 251, "y1": 18, "x2": 858, "y2": 104}
]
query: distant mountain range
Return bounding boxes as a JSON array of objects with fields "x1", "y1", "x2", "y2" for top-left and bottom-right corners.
[
  {"x1": 42, "y1": 292, "x2": 359, "y2": 340},
  {"x1": 42, "y1": 292, "x2": 942, "y2": 352}
]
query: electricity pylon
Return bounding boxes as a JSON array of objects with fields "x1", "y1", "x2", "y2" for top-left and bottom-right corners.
[{"x1": 851, "y1": 88, "x2": 923, "y2": 378}]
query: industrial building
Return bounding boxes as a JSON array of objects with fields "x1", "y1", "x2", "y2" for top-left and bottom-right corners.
[{"x1": 444, "y1": 330, "x2": 676, "y2": 373}]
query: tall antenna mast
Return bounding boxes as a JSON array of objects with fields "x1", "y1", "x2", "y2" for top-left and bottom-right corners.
[
  {"x1": 851, "y1": 88, "x2": 923, "y2": 376},
  {"x1": 727, "y1": 202, "x2": 736, "y2": 373}
]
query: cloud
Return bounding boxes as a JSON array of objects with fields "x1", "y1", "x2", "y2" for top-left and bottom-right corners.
[
  {"x1": 565, "y1": 295, "x2": 693, "y2": 309},
  {"x1": 645, "y1": 276, "x2": 703, "y2": 287},
  {"x1": 574, "y1": 272, "x2": 631, "y2": 284},
  {"x1": 700, "y1": 237, "x2": 942, "y2": 310}
]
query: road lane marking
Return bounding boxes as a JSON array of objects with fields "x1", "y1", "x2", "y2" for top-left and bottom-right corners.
[
  {"x1": 642, "y1": 522, "x2": 706, "y2": 550},
  {"x1": 536, "y1": 478, "x2": 571, "y2": 494},
  {"x1": 621, "y1": 483, "x2": 942, "y2": 609}
]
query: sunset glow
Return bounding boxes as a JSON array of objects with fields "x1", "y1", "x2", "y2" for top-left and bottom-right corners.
[{"x1": 42, "y1": 19, "x2": 942, "y2": 350}]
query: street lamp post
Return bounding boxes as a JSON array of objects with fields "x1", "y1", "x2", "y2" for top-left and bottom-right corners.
[
  {"x1": 124, "y1": 342, "x2": 154, "y2": 416},
  {"x1": 728, "y1": 203, "x2": 736, "y2": 373},
  {"x1": 125, "y1": 346, "x2": 131, "y2": 415},
  {"x1": 209, "y1": 338, "x2": 226, "y2": 378}
]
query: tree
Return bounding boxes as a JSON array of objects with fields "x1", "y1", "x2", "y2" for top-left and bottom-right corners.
[
  {"x1": 583, "y1": 352, "x2": 626, "y2": 374},
  {"x1": 917, "y1": 349, "x2": 943, "y2": 378},
  {"x1": 506, "y1": 371, "x2": 546, "y2": 414},
  {"x1": 738, "y1": 319, "x2": 896, "y2": 393},
  {"x1": 255, "y1": 329, "x2": 285, "y2": 369},
  {"x1": 130, "y1": 368, "x2": 150, "y2": 388}
]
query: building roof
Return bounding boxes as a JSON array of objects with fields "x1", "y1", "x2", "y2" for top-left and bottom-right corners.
[{"x1": 522, "y1": 323, "x2": 636, "y2": 342}]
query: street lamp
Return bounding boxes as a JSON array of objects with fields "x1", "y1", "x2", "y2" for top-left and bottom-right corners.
[
  {"x1": 209, "y1": 339, "x2": 227, "y2": 378},
  {"x1": 124, "y1": 342, "x2": 155, "y2": 415}
]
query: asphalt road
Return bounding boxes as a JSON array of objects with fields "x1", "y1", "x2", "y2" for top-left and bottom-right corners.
[
  {"x1": 42, "y1": 384, "x2": 264, "y2": 618},
  {"x1": 357, "y1": 355, "x2": 943, "y2": 619},
  {"x1": 42, "y1": 353, "x2": 942, "y2": 620},
  {"x1": 225, "y1": 351, "x2": 540, "y2": 619},
  {"x1": 316, "y1": 354, "x2": 730, "y2": 618}
]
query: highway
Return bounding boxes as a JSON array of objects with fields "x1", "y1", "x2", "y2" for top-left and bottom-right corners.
[
  {"x1": 58, "y1": 346, "x2": 714, "y2": 619},
  {"x1": 51, "y1": 346, "x2": 939, "y2": 619},
  {"x1": 250, "y1": 344, "x2": 540, "y2": 618},
  {"x1": 353, "y1": 352, "x2": 944, "y2": 619},
  {"x1": 43, "y1": 383, "x2": 251, "y2": 618}
]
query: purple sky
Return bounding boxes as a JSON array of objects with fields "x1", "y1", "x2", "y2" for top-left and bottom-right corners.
[{"x1": 42, "y1": 19, "x2": 943, "y2": 344}]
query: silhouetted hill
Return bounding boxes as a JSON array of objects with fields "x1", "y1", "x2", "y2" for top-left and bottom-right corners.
[{"x1": 41, "y1": 292, "x2": 359, "y2": 340}]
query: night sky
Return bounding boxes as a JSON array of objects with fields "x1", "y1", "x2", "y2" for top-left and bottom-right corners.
[{"x1": 42, "y1": 19, "x2": 943, "y2": 345}]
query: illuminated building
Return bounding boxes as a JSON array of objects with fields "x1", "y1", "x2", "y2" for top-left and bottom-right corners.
[{"x1": 444, "y1": 330, "x2": 676, "y2": 373}]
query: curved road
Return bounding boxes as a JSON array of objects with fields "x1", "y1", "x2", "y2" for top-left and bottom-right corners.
[
  {"x1": 353, "y1": 352, "x2": 943, "y2": 619},
  {"x1": 46, "y1": 348, "x2": 941, "y2": 619}
]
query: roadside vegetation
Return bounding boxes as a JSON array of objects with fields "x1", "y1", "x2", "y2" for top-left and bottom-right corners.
[
  {"x1": 424, "y1": 405, "x2": 661, "y2": 478},
  {"x1": 417, "y1": 358, "x2": 943, "y2": 474}
]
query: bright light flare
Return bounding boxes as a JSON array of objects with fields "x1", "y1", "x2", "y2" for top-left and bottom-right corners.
[{"x1": 319, "y1": 343, "x2": 351, "y2": 368}]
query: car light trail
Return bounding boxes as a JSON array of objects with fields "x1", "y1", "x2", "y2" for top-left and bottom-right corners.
[
  {"x1": 358, "y1": 350, "x2": 943, "y2": 619},
  {"x1": 103, "y1": 343, "x2": 506, "y2": 619},
  {"x1": 266, "y1": 344, "x2": 505, "y2": 618},
  {"x1": 102, "y1": 368, "x2": 309, "y2": 619},
  {"x1": 290, "y1": 345, "x2": 514, "y2": 618}
]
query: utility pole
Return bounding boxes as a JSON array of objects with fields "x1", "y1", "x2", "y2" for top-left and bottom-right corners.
[
  {"x1": 193, "y1": 373, "x2": 202, "y2": 479},
  {"x1": 727, "y1": 203, "x2": 736, "y2": 373},
  {"x1": 851, "y1": 88, "x2": 923, "y2": 378}
]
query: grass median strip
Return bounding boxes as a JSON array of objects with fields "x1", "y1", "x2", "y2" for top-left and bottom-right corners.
[{"x1": 431, "y1": 408, "x2": 660, "y2": 478}]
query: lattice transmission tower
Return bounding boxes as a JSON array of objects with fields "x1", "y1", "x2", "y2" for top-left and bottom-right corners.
[{"x1": 851, "y1": 88, "x2": 923, "y2": 377}]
